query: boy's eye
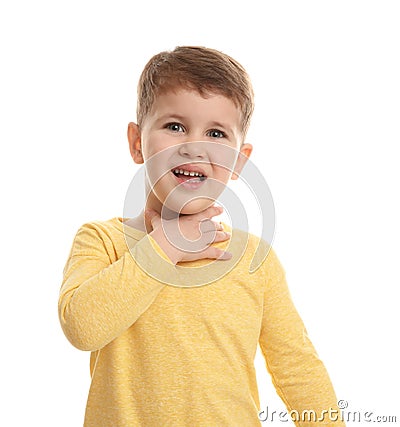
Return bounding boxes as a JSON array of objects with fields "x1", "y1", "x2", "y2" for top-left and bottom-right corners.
[
  {"x1": 207, "y1": 129, "x2": 226, "y2": 139},
  {"x1": 166, "y1": 123, "x2": 185, "y2": 133}
]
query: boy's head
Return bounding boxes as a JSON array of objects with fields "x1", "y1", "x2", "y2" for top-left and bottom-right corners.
[
  {"x1": 136, "y1": 46, "x2": 254, "y2": 139},
  {"x1": 128, "y1": 46, "x2": 254, "y2": 215}
]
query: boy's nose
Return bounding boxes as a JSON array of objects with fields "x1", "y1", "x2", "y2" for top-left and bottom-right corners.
[{"x1": 178, "y1": 141, "x2": 208, "y2": 160}]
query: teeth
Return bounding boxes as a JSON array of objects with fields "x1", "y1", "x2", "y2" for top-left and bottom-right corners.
[{"x1": 173, "y1": 168, "x2": 204, "y2": 177}]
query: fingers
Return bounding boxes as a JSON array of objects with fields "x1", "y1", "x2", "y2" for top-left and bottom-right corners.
[
  {"x1": 214, "y1": 221, "x2": 224, "y2": 231},
  {"x1": 212, "y1": 230, "x2": 231, "y2": 243},
  {"x1": 197, "y1": 246, "x2": 232, "y2": 261},
  {"x1": 199, "y1": 219, "x2": 224, "y2": 234},
  {"x1": 198, "y1": 229, "x2": 230, "y2": 246},
  {"x1": 145, "y1": 206, "x2": 231, "y2": 263},
  {"x1": 196, "y1": 205, "x2": 224, "y2": 221},
  {"x1": 209, "y1": 219, "x2": 224, "y2": 231},
  {"x1": 195, "y1": 231, "x2": 231, "y2": 261}
]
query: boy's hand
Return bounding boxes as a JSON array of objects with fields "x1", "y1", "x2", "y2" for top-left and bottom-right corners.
[{"x1": 146, "y1": 206, "x2": 232, "y2": 265}]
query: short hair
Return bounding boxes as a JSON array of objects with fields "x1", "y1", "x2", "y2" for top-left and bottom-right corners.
[{"x1": 136, "y1": 46, "x2": 254, "y2": 138}]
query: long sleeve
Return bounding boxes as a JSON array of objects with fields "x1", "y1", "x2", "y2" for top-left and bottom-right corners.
[
  {"x1": 259, "y1": 250, "x2": 345, "y2": 426},
  {"x1": 58, "y1": 223, "x2": 166, "y2": 351}
]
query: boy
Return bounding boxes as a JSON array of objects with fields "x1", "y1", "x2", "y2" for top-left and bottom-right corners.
[{"x1": 59, "y1": 46, "x2": 345, "y2": 426}]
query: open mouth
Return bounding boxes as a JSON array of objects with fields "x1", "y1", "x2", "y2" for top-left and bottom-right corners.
[
  {"x1": 172, "y1": 168, "x2": 207, "y2": 181},
  {"x1": 170, "y1": 165, "x2": 208, "y2": 189}
]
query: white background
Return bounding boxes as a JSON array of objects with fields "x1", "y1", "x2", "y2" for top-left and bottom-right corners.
[{"x1": 1, "y1": 1, "x2": 399, "y2": 425}]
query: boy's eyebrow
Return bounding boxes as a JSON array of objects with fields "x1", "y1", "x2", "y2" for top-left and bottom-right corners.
[
  {"x1": 155, "y1": 113, "x2": 187, "y2": 124},
  {"x1": 208, "y1": 121, "x2": 234, "y2": 134}
]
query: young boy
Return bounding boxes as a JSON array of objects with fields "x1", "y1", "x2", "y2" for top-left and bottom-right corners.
[{"x1": 59, "y1": 46, "x2": 345, "y2": 426}]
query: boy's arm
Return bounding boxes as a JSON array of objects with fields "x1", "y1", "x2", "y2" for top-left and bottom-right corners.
[
  {"x1": 58, "y1": 223, "x2": 165, "y2": 352},
  {"x1": 259, "y1": 249, "x2": 345, "y2": 426}
]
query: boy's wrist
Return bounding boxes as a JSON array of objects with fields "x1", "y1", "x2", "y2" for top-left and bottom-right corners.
[{"x1": 149, "y1": 228, "x2": 180, "y2": 265}]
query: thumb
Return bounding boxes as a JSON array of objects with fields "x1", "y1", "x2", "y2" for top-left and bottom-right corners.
[{"x1": 145, "y1": 209, "x2": 161, "y2": 229}]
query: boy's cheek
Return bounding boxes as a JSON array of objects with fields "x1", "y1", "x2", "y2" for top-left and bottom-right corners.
[
  {"x1": 212, "y1": 166, "x2": 233, "y2": 183},
  {"x1": 209, "y1": 144, "x2": 240, "y2": 172}
]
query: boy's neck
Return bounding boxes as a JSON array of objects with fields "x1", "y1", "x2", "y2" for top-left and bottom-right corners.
[
  {"x1": 130, "y1": 181, "x2": 196, "y2": 233},
  {"x1": 128, "y1": 203, "x2": 181, "y2": 234}
]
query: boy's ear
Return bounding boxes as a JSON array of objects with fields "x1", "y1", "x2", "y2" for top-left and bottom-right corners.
[
  {"x1": 231, "y1": 143, "x2": 253, "y2": 180},
  {"x1": 127, "y1": 122, "x2": 144, "y2": 164}
]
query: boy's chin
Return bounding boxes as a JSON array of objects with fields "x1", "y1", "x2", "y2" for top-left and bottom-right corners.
[{"x1": 177, "y1": 199, "x2": 216, "y2": 215}]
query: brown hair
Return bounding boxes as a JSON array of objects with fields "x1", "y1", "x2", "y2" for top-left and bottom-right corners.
[{"x1": 136, "y1": 46, "x2": 254, "y2": 138}]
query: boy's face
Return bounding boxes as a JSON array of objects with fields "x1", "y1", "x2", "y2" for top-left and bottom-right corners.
[{"x1": 128, "y1": 89, "x2": 252, "y2": 214}]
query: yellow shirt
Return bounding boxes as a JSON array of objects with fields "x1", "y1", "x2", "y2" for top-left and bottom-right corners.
[{"x1": 59, "y1": 217, "x2": 344, "y2": 426}]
